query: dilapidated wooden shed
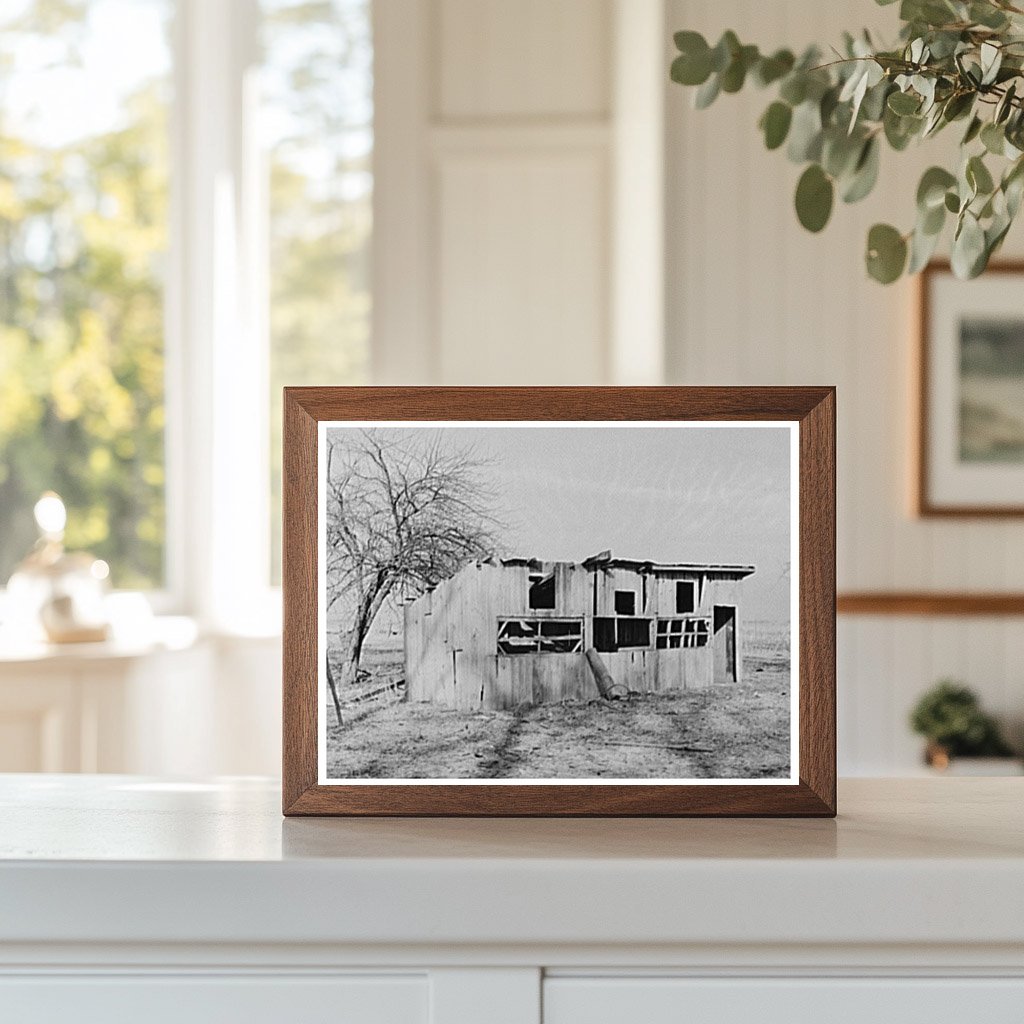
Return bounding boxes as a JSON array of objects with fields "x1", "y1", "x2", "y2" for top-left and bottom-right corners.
[{"x1": 404, "y1": 550, "x2": 755, "y2": 710}]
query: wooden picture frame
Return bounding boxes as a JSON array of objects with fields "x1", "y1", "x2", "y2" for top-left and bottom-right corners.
[
  {"x1": 917, "y1": 260, "x2": 1024, "y2": 517},
  {"x1": 283, "y1": 387, "x2": 836, "y2": 817}
]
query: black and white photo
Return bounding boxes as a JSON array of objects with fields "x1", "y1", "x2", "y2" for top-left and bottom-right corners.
[{"x1": 317, "y1": 421, "x2": 798, "y2": 785}]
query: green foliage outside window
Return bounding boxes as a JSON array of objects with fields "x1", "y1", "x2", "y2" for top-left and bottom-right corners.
[
  {"x1": 0, "y1": 0, "x2": 170, "y2": 588},
  {"x1": 0, "y1": 0, "x2": 373, "y2": 591},
  {"x1": 264, "y1": 0, "x2": 372, "y2": 582}
]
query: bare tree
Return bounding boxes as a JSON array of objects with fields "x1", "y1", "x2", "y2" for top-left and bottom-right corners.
[{"x1": 324, "y1": 429, "x2": 499, "y2": 724}]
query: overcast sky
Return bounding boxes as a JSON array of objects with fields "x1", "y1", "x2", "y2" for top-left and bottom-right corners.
[{"x1": 327, "y1": 423, "x2": 793, "y2": 624}]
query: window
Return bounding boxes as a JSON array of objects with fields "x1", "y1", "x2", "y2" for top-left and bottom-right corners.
[
  {"x1": 676, "y1": 580, "x2": 696, "y2": 614},
  {"x1": 497, "y1": 618, "x2": 583, "y2": 655},
  {"x1": 656, "y1": 617, "x2": 710, "y2": 649},
  {"x1": 0, "y1": 0, "x2": 172, "y2": 589},
  {"x1": 593, "y1": 617, "x2": 651, "y2": 652},
  {"x1": 0, "y1": 0, "x2": 374, "y2": 617},
  {"x1": 263, "y1": 0, "x2": 372, "y2": 582},
  {"x1": 614, "y1": 590, "x2": 636, "y2": 615},
  {"x1": 528, "y1": 573, "x2": 555, "y2": 610}
]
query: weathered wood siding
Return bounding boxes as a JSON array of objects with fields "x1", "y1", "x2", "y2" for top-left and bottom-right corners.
[{"x1": 405, "y1": 562, "x2": 747, "y2": 709}]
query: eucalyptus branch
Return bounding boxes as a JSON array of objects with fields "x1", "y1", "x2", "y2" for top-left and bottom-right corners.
[{"x1": 670, "y1": 0, "x2": 1024, "y2": 282}]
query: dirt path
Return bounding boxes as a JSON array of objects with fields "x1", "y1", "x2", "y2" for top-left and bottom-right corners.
[{"x1": 325, "y1": 667, "x2": 790, "y2": 781}]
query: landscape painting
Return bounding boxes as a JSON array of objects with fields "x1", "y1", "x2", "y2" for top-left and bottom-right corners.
[
  {"x1": 317, "y1": 422, "x2": 797, "y2": 784},
  {"x1": 959, "y1": 317, "x2": 1024, "y2": 463}
]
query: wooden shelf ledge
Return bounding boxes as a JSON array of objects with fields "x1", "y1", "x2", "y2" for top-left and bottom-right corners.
[{"x1": 838, "y1": 592, "x2": 1024, "y2": 616}]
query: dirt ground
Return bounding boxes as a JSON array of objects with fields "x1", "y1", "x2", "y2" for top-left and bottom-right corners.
[{"x1": 325, "y1": 624, "x2": 791, "y2": 781}]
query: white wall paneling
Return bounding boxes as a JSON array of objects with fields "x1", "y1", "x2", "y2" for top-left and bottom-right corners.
[
  {"x1": 611, "y1": 0, "x2": 665, "y2": 384},
  {"x1": 665, "y1": 0, "x2": 1024, "y2": 774},
  {"x1": 374, "y1": 0, "x2": 666, "y2": 386},
  {"x1": 436, "y1": 143, "x2": 609, "y2": 384}
]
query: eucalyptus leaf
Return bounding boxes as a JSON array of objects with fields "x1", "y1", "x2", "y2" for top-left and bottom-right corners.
[
  {"x1": 779, "y1": 73, "x2": 807, "y2": 106},
  {"x1": 927, "y1": 30, "x2": 962, "y2": 60},
  {"x1": 694, "y1": 73, "x2": 721, "y2": 109},
  {"x1": 1004, "y1": 158, "x2": 1024, "y2": 216},
  {"x1": 866, "y1": 223, "x2": 908, "y2": 283},
  {"x1": 996, "y1": 82, "x2": 1017, "y2": 124},
  {"x1": 710, "y1": 31, "x2": 740, "y2": 73},
  {"x1": 787, "y1": 101, "x2": 824, "y2": 162},
  {"x1": 671, "y1": 50, "x2": 712, "y2": 87},
  {"x1": 920, "y1": 200, "x2": 946, "y2": 235},
  {"x1": 760, "y1": 102, "x2": 793, "y2": 150},
  {"x1": 820, "y1": 85, "x2": 841, "y2": 126},
  {"x1": 917, "y1": 166, "x2": 957, "y2": 210},
  {"x1": 754, "y1": 49, "x2": 795, "y2": 87},
  {"x1": 942, "y1": 91, "x2": 974, "y2": 122},
  {"x1": 970, "y1": 2, "x2": 1009, "y2": 29},
  {"x1": 903, "y1": 0, "x2": 958, "y2": 28},
  {"x1": 981, "y1": 121, "x2": 1006, "y2": 155},
  {"x1": 980, "y1": 42, "x2": 1003, "y2": 86},
  {"x1": 822, "y1": 129, "x2": 864, "y2": 178},
  {"x1": 888, "y1": 90, "x2": 921, "y2": 115},
  {"x1": 922, "y1": 108, "x2": 942, "y2": 137},
  {"x1": 795, "y1": 164, "x2": 834, "y2": 232},
  {"x1": 913, "y1": 75, "x2": 937, "y2": 111},
  {"x1": 908, "y1": 221, "x2": 942, "y2": 273},
  {"x1": 967, "y1": 154, "x2": 995, "y2": 195},
  {"x1": 952, "y1": 212, "x2": 987, "y2": 278},
  {"x1": 721, "y1": 44, "x2": 759, "y2": 92},
  {"x1": 842, "y1": 137, "x2": 881, "y2": 203},
  {"x1": 1006, "y1": 174, "x2": 1024, "y2": 218},
  {"x1": 884, "y1": 106, "x2": 922, "y2": 150},
  {"x1": 861, "y1": 79, "x2": 892, "y2": 122},
  {"x1": 962, "y1": 115, "x2": 983, "y2": 145}
]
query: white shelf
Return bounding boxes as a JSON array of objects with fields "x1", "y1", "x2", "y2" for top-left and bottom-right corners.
[
  {"x1": 3, "y1": 775, "x2": 1023, "y2": 1020},
  {"x1": 1, "y1": 776, "x2": 1023, "y2": 951}
]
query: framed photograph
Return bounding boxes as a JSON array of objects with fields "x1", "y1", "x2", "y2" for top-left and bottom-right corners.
[
  {"x1": 917, "y1": 261, "x2": 1024, "y2": 516},
  {"x1": 283, "y1": 387, "x2": 835, "y2": 816}
]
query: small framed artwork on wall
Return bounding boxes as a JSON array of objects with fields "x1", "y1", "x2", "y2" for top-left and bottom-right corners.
[
  {"x1": 918, "y1": 261, "x2": 1024, "y2": 516},
  {"x1": 282, "y1": 387, "x2": 836, "y2": 816}
]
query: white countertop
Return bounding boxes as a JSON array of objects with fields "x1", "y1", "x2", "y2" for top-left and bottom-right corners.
[{"x1": 1, "y1": 776, "x2": 1022, "y2": 950}]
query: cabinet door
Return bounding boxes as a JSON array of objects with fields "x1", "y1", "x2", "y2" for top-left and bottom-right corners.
[
  {"x1": 544, "y1": 977, "x2": 1024, "y2": 1024},
  {"x1": 0, "y1": 974, "x2": 428, "y2": 1024}
]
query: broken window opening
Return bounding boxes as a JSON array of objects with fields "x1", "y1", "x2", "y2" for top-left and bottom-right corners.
[
  {"x1": 676, "y1": 580, "x2": 696, "y2": 614},
  {"x1": 528, "y1": 572, "x2": 556, "y2": 610},
  {"x1": 656, "y1": 617, "x2": 710, "y2": 649},
  {"x1": 614, "y1": 590, "x2": 636, "y2": 615},
  {"x1": 593, "y1": 616, "x2": 652, "y2": 652},
  {"x1": 593, "y1": 617, "x2": 616, "y2": 653},
  {"x1": 498, "y1": 617, "x2": 583, "y2": 655}
]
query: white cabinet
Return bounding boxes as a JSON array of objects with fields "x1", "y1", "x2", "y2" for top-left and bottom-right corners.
[
  {"x1": 1, "y1": 778, "x2": 1023, "y2": 1024},
  {"x1": 0, "y1": 975, "x2": 428, "y2": 1024},
  {"x1": 544, "y1": 978, "x2": 1024, "y2": 1024}
]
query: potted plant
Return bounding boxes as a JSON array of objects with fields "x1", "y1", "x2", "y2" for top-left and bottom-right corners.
[
  {"x1": 909, "y1": 680, "x2": 1019, "y2": 772},
  {"x1": 670, "y1": 0, "x2": 1024, "y2": 283}
]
